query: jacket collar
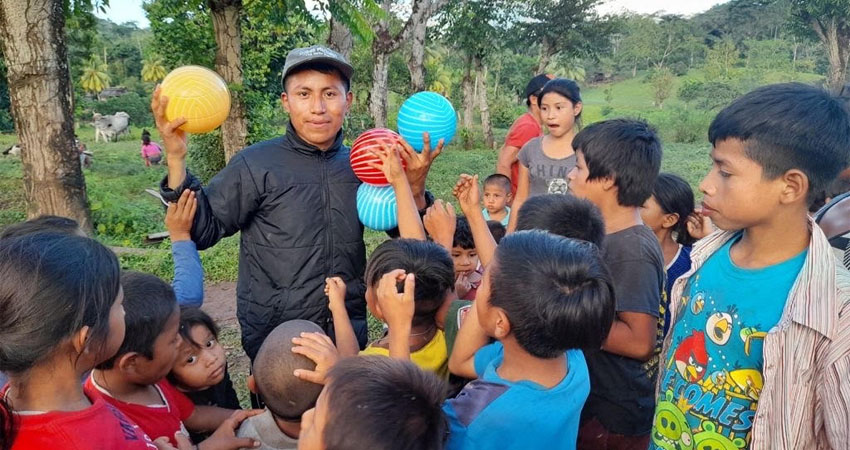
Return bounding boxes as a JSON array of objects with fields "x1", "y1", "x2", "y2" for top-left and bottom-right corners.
[
  {"x1": 283, "y1": 121, "x2": 344, "y2": 158},
  {"x1": 687, "y1": 217, "x2": 837, "y2": 339}
]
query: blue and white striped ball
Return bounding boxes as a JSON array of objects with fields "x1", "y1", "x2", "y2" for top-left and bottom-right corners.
[
  {"x1": 356, "y1": 184, "x2": 398, "y2": 231},
  {"x1": 397, "y1": 92, "x2": 457, "y2": 152}
]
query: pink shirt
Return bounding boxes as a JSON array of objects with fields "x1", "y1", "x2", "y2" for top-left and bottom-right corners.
[{"x1": 141, "y1": 142, "x2": 162, "y2": 158}]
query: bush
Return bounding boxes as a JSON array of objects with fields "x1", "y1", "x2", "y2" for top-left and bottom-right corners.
[
  {"x1": 656, "y1": 107, "x2": 712, "y2": 144},
  {"x1": 187, "y1": 130, "x2": 225, "y2": 184},
  {"x1": 76, "y1": 92, "x2": 153, "y2": 127}
]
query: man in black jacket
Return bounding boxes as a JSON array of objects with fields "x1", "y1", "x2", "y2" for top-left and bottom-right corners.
[{"x1": 153, "y1": 46, "x2": 438, "y2": 361}]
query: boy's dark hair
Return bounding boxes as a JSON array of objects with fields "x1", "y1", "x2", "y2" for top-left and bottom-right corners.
[
  {"x1": 178, "y1": 307, "x2": 219, "y2": 348},
  {"x1": 283, "y1": 62, "x2": 350, "y2": 93},
  {"x1": 652, "y1": 173, "x2": 696, "y2": 246},
  {"x1": 142, "y1": 134, "x2": 151, "y2": 145},
  {"x1": 365, "y1": 239, "x2": 454, "y2": 327},
  {"x1": 524, "y1": 74, "x2": 552, "y2": 107},
  {"x1": 709, "y1": 83, "x2": 850, "y2": 205},
  {"x1": 489, "y1": 231, "x2": 615, "y2": 358},
  {"x1": 0, "y1": 233, "x2": 120, "y2": 450},
  {"x1": 572, "y1": 118, "x2": 662, "y2": 207},
  {"x1": 452, "y1": 216, "x2": 475, "y2": 250},
  {"x1": 98, "y1": 272, "x2": 178, "y2": 369},
  {"x1": 811, "y1": 176, "x2": 850, "y2": 213},
  {"x1": 537, "y1": 78, "x2": 583, "y2": 127},
  {"x1": 323, "y1": 356, "x2": 446, "y2": 450},
  {"x1": 487, "y1": 220, "x2": 506, "y2": 244},
  {"x1": 516, "y1": 195, "x2": 605, "y2": 247},
  {"x1": 0, "y1": 215, "x2": 81, "y2": 240},
  {"x1": 483, "y1": 174, "x2": 511, "y2": 193},
  {"x1": 253, "y1": 320, "x2": 325, "y2": 421}
]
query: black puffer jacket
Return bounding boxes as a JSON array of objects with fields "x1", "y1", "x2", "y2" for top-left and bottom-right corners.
[{"x1": 160, "y1": 123, "x2": 366, "y2": 360}]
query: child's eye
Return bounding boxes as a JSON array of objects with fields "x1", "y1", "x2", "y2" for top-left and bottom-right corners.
[
  {"x1": 206, "y1": 339, "x2": 217, "y2": 348},
  {"x1": 719, "y1": 170, "x2": 732, "y2": 178},
  {"x1": 186, "y1": 355, "x2": 197, "y2": 364}
]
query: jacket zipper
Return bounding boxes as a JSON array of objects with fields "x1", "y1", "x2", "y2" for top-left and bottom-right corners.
[{"x1": 320, "y1": 152, "x2": 333, "y2": 323}]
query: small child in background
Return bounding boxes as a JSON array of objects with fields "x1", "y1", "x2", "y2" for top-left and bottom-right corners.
[
  {"x1": 297, "y1": 356, "x2": 447, "y2": 450},
  {"x1": 0, "y1": 233, "x2": 154, "y2": 449},
  {"x1": 326, "y1": 238, "x2": 455, "y2": 379},
  {"x1": 640, "y1": 173, "x2": 696, "y2": 337},
  {"x1": 481, "y1": 174, "x2": 512, "y2": 226},
  {"x1": 237, "y1": 320, "x2": 327, "y2": 449},
  {"x1": 85, "y1": 272, "x2": 245, "y2": 447},
  {"x1": 453, "y1": 216, "x2": 482, "y2": 300},
  {"x1": 141, "y1": 129, "x2": 163, "y2": 167},
  {"x1": 443, "y1": 231, "x2": 615, "y2": 449}
]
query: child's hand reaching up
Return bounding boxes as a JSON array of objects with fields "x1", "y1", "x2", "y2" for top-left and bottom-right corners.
[
  {"x1": 423, "y1": 199, "x2": 456, "y2": 250},
  {"x1": 292, "y1": 332, "x2": 340, "y2": 385},
  {"x1": 165, "y1": 189, "x2": 196, "y2": 242},
  {"x1": 324, "y1": 277, "x2": 347, "y2": 315},
  {"x1": 453, "y1": 174, "x2": 481, "y2": 217},
  {"x1": 367, "y1": 143, "x2": 407, "y2": 186},
  {"x1": 376, "y1": 269, "x2": 416, "y2": 360}
]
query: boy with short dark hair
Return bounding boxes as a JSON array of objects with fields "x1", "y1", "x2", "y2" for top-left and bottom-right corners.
[
  {"x1": 296, "y1": 356, "x2": 447, "y2": 450},
  {"x1": 481, "y1": 174, "x2": 512, "y2": 226},
  {"x1": 567, "y1": 118, "x2": 665, "y2": 448},
  {"x1": 452, "y1": 216, "x2": 481, "y2": 300},
  {"x1": 236, "y1": 320, "x2": 327, "y2": 449},
  {"x1": 84, "y1": 272, "x2": 243, "y2": 447},
  {"x1": 649, "y1": 83, "x2": 850, "y2": 450},
  {"x1": 516, "y1": 194, "x2": 605, "y2": 247}
]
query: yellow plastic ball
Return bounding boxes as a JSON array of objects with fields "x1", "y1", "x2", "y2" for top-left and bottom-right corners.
[{"x1": 160, "y1": 66, "x2": 231, "y2": 134}]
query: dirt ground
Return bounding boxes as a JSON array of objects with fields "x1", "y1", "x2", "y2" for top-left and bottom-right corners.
[{"x1": 200, "y1": 282, "x2": 252, "y2": 407}]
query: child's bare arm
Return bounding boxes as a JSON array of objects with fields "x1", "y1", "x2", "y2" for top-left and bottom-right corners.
[
  {"x1": 602, "y1": 312, "x2": 657, "y2": 361},
  {"x1": 183, "y1": 405, "x2": 239, "y2": 432},
  {"x1": 448, "y1": 301, "x2": 489, "y2": 379},
  {"x1": 292, "y1": 332, "x2": 340, "y2": 385},
  {"x1": 375, "y1": 270, "x2": 416, "y2": 361},
  {"x1": 368, "y1": 143, "x2": 426, "y2": 240},
  {"x1": 399, "y1": 132, "x2": 443, "y2": 210},
  {"x1": 506, "y1": 163, "x2": 530, "y2": 233},
  {"x1": 325, "y1": 277, "x2": 360, "y2": 357},
  {"x1": 423, "y1": 199, "x2": 456, "y2": 250},
  {"x1": 453, "y1": 174, "x2": 497, "y2": 267}
]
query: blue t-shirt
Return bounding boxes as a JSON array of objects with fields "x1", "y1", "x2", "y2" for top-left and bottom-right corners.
[
  {"x1": 444, "y1": 342, "x2": 589, "y2": 450},
  {"x1": 482, "y1": 207, "x2": 510, "y2": 226},
  {"x1": 650, "y1": 236, "x2": 806, "y2": 450}
]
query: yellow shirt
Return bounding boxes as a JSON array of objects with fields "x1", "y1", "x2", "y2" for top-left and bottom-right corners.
[{"x1": 360, "y1": 329, "x2": 449, "y2": 379}]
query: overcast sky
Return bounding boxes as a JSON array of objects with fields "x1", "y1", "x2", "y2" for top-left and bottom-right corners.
[{"x1": 97, "y1": 0, "x2": 731, "y2": 29}]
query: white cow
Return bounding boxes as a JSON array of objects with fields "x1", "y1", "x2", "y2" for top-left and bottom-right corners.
[{"x1": 93, "y1": 112, "x2": 131, "y2": 142}]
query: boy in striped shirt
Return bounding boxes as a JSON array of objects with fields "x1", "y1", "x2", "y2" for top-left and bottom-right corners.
[{"x1": 650, "y1": 83, "x2": 850, "y2": 450}]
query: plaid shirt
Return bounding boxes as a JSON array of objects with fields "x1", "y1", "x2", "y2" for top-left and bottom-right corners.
[{"x1": 662, "y1": 218, "x2": 850, "y2": 449}]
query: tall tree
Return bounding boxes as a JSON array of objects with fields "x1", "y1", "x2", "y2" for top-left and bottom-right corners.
[
  {"x1": 790, "y1": 0, "x2": 850, "y2": 92},
  {"x1": 520, "y1": 0, "x2": 612, "y2": 73},
  {"x1": 208, "y1": 0, "x2": 247, "y2": 162},
  {"x1": 0, "y1": 0, "x2": 93, "y2": 230},
  {"x1": 368, "y1": 0, "x2": 449, "y2": 127}
]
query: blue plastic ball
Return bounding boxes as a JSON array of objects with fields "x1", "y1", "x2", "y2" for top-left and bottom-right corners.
[
  {"x1": 397, "y1": 92, "x2": 457, "y2": 152},
  {"x1": 356, "y1": 184, "x2": 398, "y2": 231}
]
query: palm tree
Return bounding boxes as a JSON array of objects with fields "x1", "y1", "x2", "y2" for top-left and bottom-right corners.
[
  {"x1": 80, "y1": 56, "x2": 110, "y2": 99},
  {"x1": 141, "y1": 56, "x2": 168, "y2": 82}
]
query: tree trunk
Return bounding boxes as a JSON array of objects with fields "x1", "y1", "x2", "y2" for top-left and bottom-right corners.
[
  {"x1": 810, "y1": 18, "x2": 850, "y2": 94},
  {"x1": 474, "y1": 57, "x2": 493, "y2": 149},
  {"x1": 209, "y1": 0, "x2": 247, "y2": 163},
  {"x1": 461, "y1": 57, "x2": 474, "y2": 149},
  {"x1": 370, "y1": 51, "x2": 390, "y2": 128},
  {"x1": 536, "y1": 36, "x2": 553, "y2": 73},
  {"x1": 407, "y1": 16, "x2": 427, "y2": 92},
  {"x1": 328, "y1": 17, "x2": 353, "y2": 60},
  {"x1": 0, "y1": 0, "x2": 91, "y2": 230}
]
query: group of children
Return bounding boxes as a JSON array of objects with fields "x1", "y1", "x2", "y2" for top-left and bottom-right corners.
[{"x1": 2, "y1": 78, "x2": 850, "y2": 450}]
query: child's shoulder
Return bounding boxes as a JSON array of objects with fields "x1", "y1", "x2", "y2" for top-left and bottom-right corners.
[{"x1": 604, "y1": 225, "x2": 662, "y2": 264}]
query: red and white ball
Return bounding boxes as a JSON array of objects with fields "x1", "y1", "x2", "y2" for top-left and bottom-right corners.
[{"x1": 349, "y1": 128, "x2": 405, "y2": 186}]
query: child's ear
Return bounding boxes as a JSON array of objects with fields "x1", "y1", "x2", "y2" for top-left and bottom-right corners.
[
  {"x1": 600, "y1": 175, "x2": 616, "y2": 192},
  {"x1": 662, "y1": 212, "x2": 680, "y2": 230},
  {"x1": 247, "y1": 375, "x2": 257, "y2": 394},
  {"x1": 780, "y1": 169, "x2": 809, "y2": 205},
  {"x1": 493, "y1": 309, "x2": 511, "y2": 339},
  {"x1": 506, "y1": 191, "x2": 514, "y2": 202},
  {"x1": 72, "y1": 325, "x2": 91, "y2": 354},
  {"x1": 118, "y1": 352, "x2": 140, "y2": 373}
]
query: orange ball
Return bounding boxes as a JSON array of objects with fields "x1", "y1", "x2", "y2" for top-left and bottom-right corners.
[{"x1": 161, "y1": 66, "x2": 231, "y2": 134}]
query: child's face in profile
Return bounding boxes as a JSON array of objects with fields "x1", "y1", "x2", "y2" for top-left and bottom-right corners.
[
  {"x1": 170, "y1": 324, "x2": 226, "y2": 391},
  {"x1": 451, "y1": 246, "x2": 479, "y2": 276},
  {"x1": 568, "y1": 151, "x2": 603, "y2": 206},
  {"x1": 133, "y1": 307, "x2": 182, "y2": 384},
  {"x1": 640, "y1": 195, "x2": 675, "y2": 235},
  {"x1": 298, "y1": 384, "x2": 330, "y2": 450},
  {"x1": 700, "y1": 139, "x2": 781, "y2": 231},
  {"x1": 483, "y1": 184, "x2": 510, "y2": 215}
]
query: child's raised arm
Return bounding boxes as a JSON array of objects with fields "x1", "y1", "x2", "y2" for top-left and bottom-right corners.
[
  {"x1": 374, "y1": 270, "x2": 416, "y2": 361},
  {"x1": 447, "y1": 298, "x2": 490, "y2": 379},
  {"x1": 166, "y1": 189, "x2": 204, "y2": 307},
  {"x1": 423, "y1": 199, "x2": 456, "y2": 250},
  {"x1": 398, "y1": 132, "x2": 443, "y2": 210},
  {"x1": 324, "y1": 277, "x2": 360, "y2": 357},
  {"x1": 453, "y1": 174, "x2": 497, "y2": 267},
  {"x1": 506, "y1": 163, "x2": 530, "y2": 233},
  {"x1": 368, "y1": 143, "x2": 426, "y2": 240}
]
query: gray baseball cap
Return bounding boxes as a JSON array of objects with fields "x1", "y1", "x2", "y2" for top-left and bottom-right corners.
[{"x1": 281, "y1": 45, "x2": 354, "y2": 89}]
